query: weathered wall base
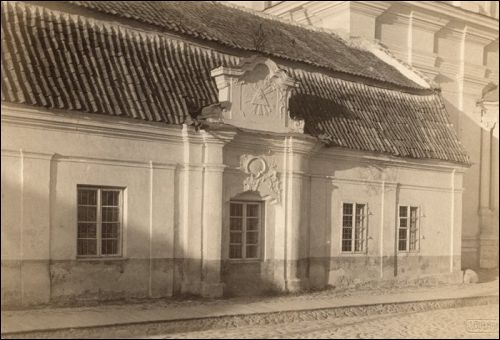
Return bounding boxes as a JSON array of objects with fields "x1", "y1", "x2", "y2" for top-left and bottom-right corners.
[
  {"x1": 222, "y1": 256, "x2": 462, "y2": 297},
  {"x1": 2, "y1": 255, "x2": 463, "y2": 307}
]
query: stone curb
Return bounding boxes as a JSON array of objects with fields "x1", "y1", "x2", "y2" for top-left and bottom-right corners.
[{"x1": 2, "y1": 295, "x2": 498, "y2": 339}]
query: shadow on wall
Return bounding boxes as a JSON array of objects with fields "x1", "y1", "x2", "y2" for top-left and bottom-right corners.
[{"x1": 441, "y1": 92, "x2": 486, "y2": 271}]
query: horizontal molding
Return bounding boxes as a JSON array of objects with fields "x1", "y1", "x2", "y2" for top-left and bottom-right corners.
[
  {"x1": 311, "y1": 148, "x2": 468, "y2": 173},
  {"x1": 1, "y1": 103, "x2": 185, "y2": 145},
  {"x1": 225, "y1": 166, "x2": 461, "y2": 193},
  {"x1": 1, "y1": 149, "x2": 178, "y2": 170}
]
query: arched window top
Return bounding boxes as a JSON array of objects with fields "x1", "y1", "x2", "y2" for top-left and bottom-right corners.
[{"x1": 231, "y1": 190, "x2": 264, "y2": 202}]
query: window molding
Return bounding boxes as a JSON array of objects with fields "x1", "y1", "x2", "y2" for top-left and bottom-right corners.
[
  {"x1": 340, "y1": 201, "x2": 369, "y2": 255},
  {"x1": 397, "y1": 204, "x2": 421, "y2": 253},
  {"x1": 228, "y1": 200, "x2": 264, "y2": 261},
  {"x1": 76, "y1": 185, "x2": 124, "y2": 259}
]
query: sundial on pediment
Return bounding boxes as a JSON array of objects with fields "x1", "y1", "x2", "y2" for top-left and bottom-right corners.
[
  {"x1": 210, "y1": 56, "x2": 305, "y2": 133},
  {"x1": 244, "y1": 79, "x2": 276, "y2": 117}
]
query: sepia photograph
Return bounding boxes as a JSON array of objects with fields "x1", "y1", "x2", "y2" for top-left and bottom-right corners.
[{"x1": 1, "y1": 1, "x2": 498, "y2": 338}]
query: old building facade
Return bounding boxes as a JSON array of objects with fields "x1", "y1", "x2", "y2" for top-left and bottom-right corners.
[
  {"x1": 232, "y1": 0, "x2": 499, "y2": 272},
  {"x1": 2, "y1": 1, "x2": 469, "y2": 307}
]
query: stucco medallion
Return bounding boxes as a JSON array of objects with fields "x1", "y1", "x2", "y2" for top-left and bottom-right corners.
[{"x1": 240, "y1": 154, "x2": 281, "y2": 203}]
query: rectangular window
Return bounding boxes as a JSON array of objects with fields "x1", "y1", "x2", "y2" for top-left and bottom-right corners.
[
  {"x1": 77, "y1": 186, "x2": 123, "y2": 257},
  {"x1": 229, "y1": 201, "x2": 262, "y2": 259},
  {"x1": 398, "y1": 206, "x2": 419, "y2": 252},
  {"x1": 341, "y1": 203, "x2": 367, "y2": 253}
]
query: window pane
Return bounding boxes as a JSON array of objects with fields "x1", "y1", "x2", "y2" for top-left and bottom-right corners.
[
  {"x1": 78, "y1": 223, "x2": 97, "y2": 238},
  {"x1": 399, "y1": 206, "x2": 407, "y2": 217},
  {"x1": 398, "y1": 240, "x2": 407, "y2": 251},
  {"x1": 246, "y1": 245, "x2": 258, "y2": 258},
  {"x1": 410, "y1": 207, "x2": 418, "y2": 226},
  {"x1": 78, "y1": 189, "x2": 97, "y2": 205},
  {"x1": 355, "y1": 215, "x2": 364, "y2": 229},
  {"x1": 246, "y1": 204, "x2": 259, "y2": 217},
  {"x1": 230, "y1": 203, "x2": 243, "y2": 217},
  {"x1": 229, "y1": 245, "x2": 242, "y2": 258},
  {"x1": 409, "y1": 231, "x2": 417, "y2": 251},
  {"x1": 230, "y1": 232, "x2": 242, "y2": 244},
  {"x1": 342, "y1": 215, "x2": 353, "y2": 228},
  {"x1": 246, "y1": 231, "x2": 259, "y2": 244},
  {"x1": 354, "y1": 240, "x2": 363, "y2": 252},
  {"x1": 77, "y1": 238, "x2": 97, "y2": 256},
  {"x1": 410, "y1": 207, "x2": 418, "y2": 217},
  {"x1": 355, "y1": 204, "x2": 365, "y2": 217},
  {"x1": 399, "y1": 229, "x2": 407, "y2": 240},
  {"x1": 230, "y1": 217, "x2": 243, "y2": 231},
  {"x1": 102, "y1": 223, "x2": 119, "y2": 238},
  {"x1": 343, "y1": 203, "x2": 353, "y2": 215},
  {"x1": 354, "y1": 225, "x2": 363, "y2": 240},
  {"x1": 101, "y1": 239, "x2": 118, "y2": 255},
  {"x1": 78, "y1": 206, "x2": 97, "y2": 222},
  {"x1": 342, "y1": 227, "x2": 352, "y2": 240},
  {"x1": 102, "y1": 190, "x2": 119, "y2": 206},
  {"x1": 102, "y1": 207, "x2": 119, "y2": 222},
  {"x1": 342, "y1": 240, "x2": 352, "y2": 252},
  {"x1": 400, "y1": 218, "x2": 407, "y2": 228},
  {"x1": 246, "y1": 218, "x2": 259, "y2": 231}
]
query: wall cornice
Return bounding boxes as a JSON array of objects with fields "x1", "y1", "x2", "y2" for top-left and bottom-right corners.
[
  {"x1": 266, "y1": 1, "x2": 499, "y2": 31},
  {"x1": 1, "y1": 103, "x2": 185, "y2": 145},
  {"x1": 0, "y1": 149, "x2": 179, "y2": 170},
  {"x1": 312, "y1": 147, "x2": 469, "y2": 173},
  {"x1": 400, "y1": 1, "x2": 499, "y2": 31}
]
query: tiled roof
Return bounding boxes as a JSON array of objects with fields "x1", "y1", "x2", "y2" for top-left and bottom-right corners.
[
  {"x1": 67, "y1": 1, "x2": 425, "y2": 90},
  {"x1": 0, "y1": 1, "x2": 470, "y2": 164},
  {"x1": 288, "y1": 68, "x2": 468, "y2": 162}
]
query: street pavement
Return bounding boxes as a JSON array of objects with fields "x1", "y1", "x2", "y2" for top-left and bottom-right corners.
[
  {"x1": 153, "y1": 304, "x2": 499, "y2": 339},
  {"x1": 1, "y1": 278, "x2": 498, "y2": 338}
]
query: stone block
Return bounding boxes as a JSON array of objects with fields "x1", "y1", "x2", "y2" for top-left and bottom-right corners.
[{"x1": 463, "y1": 269, "x2": 479, "y2": 284}]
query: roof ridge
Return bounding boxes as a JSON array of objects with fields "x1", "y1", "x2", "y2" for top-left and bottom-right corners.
[
  {"x1": 219, "y1": 1, "x2": 434, "y2": 90},
  {"x1": 217, "y1": 1, "x2": 353, "y2": 41},
  {"x1": 347, "y1": 37, "x2": 436, "y2": 89},
  {"x1": 60, "y1": 1, "x2": 428, "y2": 91}
]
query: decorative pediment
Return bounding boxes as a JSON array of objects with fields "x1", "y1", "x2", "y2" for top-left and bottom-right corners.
[{"x1": 211, "y1": 56, "x2": 304, "y2": 133}]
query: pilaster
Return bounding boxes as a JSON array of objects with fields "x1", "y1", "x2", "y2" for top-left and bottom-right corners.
[
  {"x1": 200, "y1": 128, "x2": 237, "y2": 297},
  {"x1": 478, "y1": 114, "x2": 498, "y2": 269},
  {"x1": 20, "y1": 151, "x2": 53, "y2": 305},
  {"x1": 282, "y1": 135, "x2": 319, "y2": 291}
]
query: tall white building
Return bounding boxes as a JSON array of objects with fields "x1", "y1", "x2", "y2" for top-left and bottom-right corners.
[{"x1": 230, "y1": 1, "x2": 499, "y2": 270}]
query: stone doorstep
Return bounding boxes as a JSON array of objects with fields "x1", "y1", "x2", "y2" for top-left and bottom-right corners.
[{"x1": 1, "y1": 295, "x2": 498, "y2": 339}]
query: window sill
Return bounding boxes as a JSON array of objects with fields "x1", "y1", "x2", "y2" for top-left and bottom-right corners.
[
  {"x1": 76, "y1": 256, "x2": 126, "y2": 262},
  {"x1": 397, "y1": 251, "x2": 421, "y2": 256},
  {"x1": 339, "y1": 252, "x2": 368, "y2": 256},
  {"x1": 226, "y1": 258, "x2": 262, "y2": 263}
]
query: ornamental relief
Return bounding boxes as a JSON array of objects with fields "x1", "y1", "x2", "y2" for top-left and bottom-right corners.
[
  {"x1": 245, "y1": 78, "x2": 276, "y2": 117},
  {"x1": 239, "y1": 154, "x2": 281, "y2": 203},
  {"x1": 211, "y1": 56, "x2": 304, "y2": 133},
  {"x1": 237, "y1": 64, "x2": 279, "y2": 120}
]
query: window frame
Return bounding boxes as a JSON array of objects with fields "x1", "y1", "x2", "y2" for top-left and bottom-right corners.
[
  {"x1": 76, "y1": 185, "x2": 124, "y2": 258},
  {"x1": 228, "y1": 200, "x2": 264, "y2": 261},
  {"x1": 397, "y1": 205, "x2": 420, "y2": 253},
  {"x1": 340, "y1": 201, "x2": 368, "y2": 254}
]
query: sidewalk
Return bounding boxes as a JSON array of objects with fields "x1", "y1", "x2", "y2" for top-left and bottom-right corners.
[{"x1": 2, "y1": 280, "x2": 498, "y2": 336}]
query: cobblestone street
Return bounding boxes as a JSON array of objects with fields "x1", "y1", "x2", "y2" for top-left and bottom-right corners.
[{"x1": 155, "y1": 304, "x2": 499, "y2": 339}]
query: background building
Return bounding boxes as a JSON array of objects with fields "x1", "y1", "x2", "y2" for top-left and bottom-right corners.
[{"x1": 230, "y1": 1, "x2": 499, "y2": 270}]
